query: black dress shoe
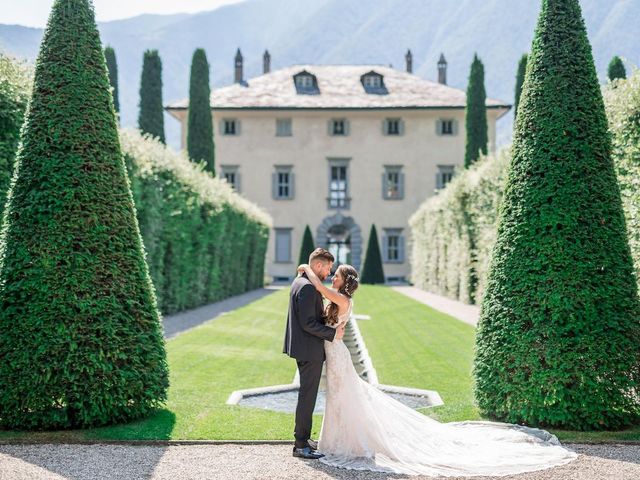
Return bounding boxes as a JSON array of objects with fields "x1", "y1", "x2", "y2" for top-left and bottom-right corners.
[
  {"x1": 307, "y1": 439, "x2": 318, "y2": 450},
  {"x1": 292, "y1": 446, "x2": 325, "y2": 459}
]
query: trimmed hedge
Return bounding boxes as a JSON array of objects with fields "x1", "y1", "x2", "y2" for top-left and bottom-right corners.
[
  {"x1": 297, "y1": 224, "x2": 315, "y2": 267},
  {"x1": 0, "y1": 0, "x2": 168, "y2": 430},
  {"x1": 409, "y1": 150, "x2": 510, "y2": 303},
  {"x1": 0, "y1": 54, "x2": 31, "y2": 230},
  {"x1": 120, "y1": 129, "x2": 271, "y2": 314},
  {"x1": 410, "y1": 72, "x2": 640, "y2": 307},
  {"x1": 604, "y1": 69, "x2": 640, "y2": 288},
  {"x1": 361, "y1": 224, "x2": 385, "y2": 284}
]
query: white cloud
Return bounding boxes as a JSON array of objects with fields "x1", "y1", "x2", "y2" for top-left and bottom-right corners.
[{"x1": 2, "y1": 0, "x2": 247, "y2": 28}]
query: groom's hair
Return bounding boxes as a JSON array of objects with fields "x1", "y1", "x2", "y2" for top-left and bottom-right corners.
[{"x1": 309, "y1": 248, "x2": 334, "y2": 265}]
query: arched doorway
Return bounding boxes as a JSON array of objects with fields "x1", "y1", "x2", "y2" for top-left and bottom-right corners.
[{"x1": 316, "y1": 213, "x2": 362, "y2": 273}]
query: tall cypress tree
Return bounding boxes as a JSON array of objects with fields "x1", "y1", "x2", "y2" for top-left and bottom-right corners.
[
  {"x1": 514, "y1": 53, "x2": 528, "y2": 121},
  {"x1": 360, "y1": 225, "x2": 385, "y2": 284},
  {"x1": 187, "y1": 49, "x2": 215, "y2": 174},
  {"x1": 0, "y1": 0, "x2": 169, "y2": 430},
  {"x1": 607, "y1": 55, "x2": 626, "y2": 82},
  {"x1": 104, "y1": 46, "x2": 119, "y2": 116},
  {"x1": 298, "y1": 225, "x2": 315, "y2": 266},
  {"x1": 474, "y1": 0, "x2": 640, "y2": 430},
  {"x1": 138, "y1": 49, "x2": 165, "y2": 143},
  {"x1": 464, "y1": 54, "x2": 488, "y2": 168}
]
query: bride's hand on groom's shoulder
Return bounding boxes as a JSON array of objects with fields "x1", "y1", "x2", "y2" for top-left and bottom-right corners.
[{"x1": 297, "y1": 263, "x2": 309, "y2": 274}]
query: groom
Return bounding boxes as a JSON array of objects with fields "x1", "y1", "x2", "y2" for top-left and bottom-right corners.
[{"x1": 283, "y1": 248, "x2": 344, "y2": 459}]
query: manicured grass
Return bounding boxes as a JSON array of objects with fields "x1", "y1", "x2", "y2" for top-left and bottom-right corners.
[{"x1": 1, "y1": 285, "x2": 638, "y2": 442}]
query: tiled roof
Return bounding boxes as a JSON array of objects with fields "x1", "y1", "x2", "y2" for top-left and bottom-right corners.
[{"x1": 166, "y1": 64, "x2": 511, "y2": 111}]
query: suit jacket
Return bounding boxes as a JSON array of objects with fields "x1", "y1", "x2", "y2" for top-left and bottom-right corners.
[{"x1": 283, "y1": 273, "x2": 336, "y2": 361}]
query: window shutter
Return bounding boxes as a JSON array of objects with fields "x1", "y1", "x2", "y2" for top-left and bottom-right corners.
[
  {"x1": 452, "y1": 119, "x2": 459, "y2": 135},
  {"x1": 289, "y1": 172, "x2": 295, "y2": 199},
  {"x1": 435, "y1": 172, "x2": 441, "y2": 191},
  {"x1": 235, "y1": 120, "x2": 241, "y2": 135},
  {"x1": 272, "y1": 172, "x2": 277, "y2": 199},
  {"x1": 399, "y1": 235, "x2": 405, "y2": 263},
  {"x1": 382, "y1": 235, "x2": 389, "y2": 262},
  {"x1": 399, "y1": 172, "x2": 405, "y2": 199},
  {"x1": 219, "y1": 120, "x2": 225, "y2": 135},
  {"x1": 328, "y1": 120, "x2": 333, "y2": 136},
  {"x1": 344, "y1": 120, "x2": 350, "y2": 136},
  {"x1": 435, "y1": 119, "x2": 443, "y2": 136},
  {"x1": 381, "y1": 173, "x2": 387, "y2": 199},
  {"x1": 399, "y1": 119, "x2": 405, "y2": 136},
  {"x1": 382, "y1": 119, "x2": 388, "y2": 135},
  {"x1": 236, "y1": 172, "x2": 241, "y2": 193}
]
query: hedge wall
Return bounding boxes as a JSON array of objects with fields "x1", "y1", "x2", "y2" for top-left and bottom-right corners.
[
  {"x1": 410, "y1": 72, "x2": 640, "y2": 304},
  {"x1": 0, "y1": 54, "x2": 31, "y2": 229},
  {"x1": 120, "y1": 129, "x2": 270, "y2": 314}
]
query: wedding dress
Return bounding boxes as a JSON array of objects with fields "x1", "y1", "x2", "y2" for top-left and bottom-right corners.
[{"x1": 318, "y1": 299, "x2": 578, "y2": 477}]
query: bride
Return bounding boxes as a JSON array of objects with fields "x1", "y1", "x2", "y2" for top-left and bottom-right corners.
[{"x1": 296, "y1": 262, "x2": 578, "y2": 477}]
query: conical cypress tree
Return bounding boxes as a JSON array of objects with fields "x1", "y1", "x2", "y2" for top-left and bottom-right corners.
[
  {"x1": 473, "y1": 0, "x2": 640, "y2": 430},
  {"x1": 360, "y1": 225, "x2": 385, "y2": 284},
  {"x1": 608, "y1": 55, "x2": 626, "y2": 82},
  {"x1": 514, "y1": 53, "x2": 528, "y2": 121},
  {"x1": 464, "y1": 54, "x2": 488, "y2": 168},
  {"x1": 297, "y1": 225, "x2": 315, "y2": 266},
  {"x1": 0, "y1": 0, "x2": 169, "y2": 430},
  {"x1": 138, "y1": 49, "x2": 165, "y2": 143},
  {"x1": 187, "y1": 49, "x2": 215, "y2": 174},
  {"x1": 104, "y1": 46, "x2": 119, "y2": 116}
]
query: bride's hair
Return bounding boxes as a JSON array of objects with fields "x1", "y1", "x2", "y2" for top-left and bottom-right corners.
[{"x1": 324, "y1": 264, "x2": 359, "y2": 326}]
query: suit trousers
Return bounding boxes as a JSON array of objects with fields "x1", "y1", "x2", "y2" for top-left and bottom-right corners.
[{"x1": 294, "y1": 359, "x2": 324, "y2": 447}]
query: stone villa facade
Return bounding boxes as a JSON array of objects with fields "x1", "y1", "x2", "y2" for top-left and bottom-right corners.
[{"x1": 166, "y1": 50, "x2": 510, "y2": 282}]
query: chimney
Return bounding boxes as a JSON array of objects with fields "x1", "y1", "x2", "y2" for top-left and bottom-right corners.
[
  {"x1": 405, "y1": 49, "x2": 413, "y2": 73},
  {"x1": 438, "y1": 53, "x2": 447, "y2": 85},
  {"x1": 234, "y1": 48, "x2": 243, "y2": 83},
  {"x1": 263, "y1": 49, "x2": 271, "y2": 74}
]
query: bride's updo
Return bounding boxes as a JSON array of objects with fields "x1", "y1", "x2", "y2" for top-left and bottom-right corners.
[{"x1": 325, "y1": 264, "x2": 359, "y2": 326}]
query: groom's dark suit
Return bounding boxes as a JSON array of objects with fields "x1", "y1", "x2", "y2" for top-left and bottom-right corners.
[{"x1": 283, "y1": 273, "x2": 336, "y2": 448}]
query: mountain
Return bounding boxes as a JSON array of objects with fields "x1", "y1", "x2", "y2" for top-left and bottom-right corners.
[{"x1": 1, "y1": 0, "x2": 637, "y2": 149}]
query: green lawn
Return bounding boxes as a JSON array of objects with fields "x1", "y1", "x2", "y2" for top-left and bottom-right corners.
[{"x1": 1, "y1": 285, "x2": 638, "y2": 442}]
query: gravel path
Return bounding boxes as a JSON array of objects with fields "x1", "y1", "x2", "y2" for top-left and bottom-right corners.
[
  {"x1": 162, "y1": 286, "x2": 282, "y2": 339},
  {"x1": 0, "y1": 443, "x2": 638, "y2": 480},
  {"x1": 392, "y1": 286, "x2": 480, "y2": 327}
]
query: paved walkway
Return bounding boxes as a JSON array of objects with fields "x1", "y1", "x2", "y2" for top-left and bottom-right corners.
[
  {"x1": 0, "y1": 443, "x2": 638, "y2": 479},
  {"x1": 392, "y1": 286, "x2": 480, "y2": 327},
  {"x1": 162, "y1": 286, "x2": 283, "y2": 339}
]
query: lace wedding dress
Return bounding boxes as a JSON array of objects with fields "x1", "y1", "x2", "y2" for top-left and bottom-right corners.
[{"x1": 317, "y1": 300, "x2": 578, "y2": 477}]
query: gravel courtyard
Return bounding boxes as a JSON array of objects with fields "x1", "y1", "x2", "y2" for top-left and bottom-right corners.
[{"x1": 0, "y1": 443, "x2": 638, "y2": 480}]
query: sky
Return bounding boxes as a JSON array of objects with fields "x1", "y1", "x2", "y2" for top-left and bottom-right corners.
[{"x1": 1, "y1": 0, "x2": 248, "y2": 27}]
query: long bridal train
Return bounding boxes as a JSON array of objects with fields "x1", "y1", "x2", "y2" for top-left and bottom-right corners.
[{"x1": 318, "y1": 301, "x2": 578, "y2": 477}]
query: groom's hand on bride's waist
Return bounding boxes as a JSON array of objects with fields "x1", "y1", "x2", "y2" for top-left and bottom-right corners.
[{"x1": 335, "y1": 324, "x2": 345, "y2": 340}]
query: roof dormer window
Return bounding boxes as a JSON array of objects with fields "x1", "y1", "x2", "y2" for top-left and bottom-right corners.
[
  {"x1": 293, "y1": 70, "x2": 320, "y2": 95},
  {"x1": 361, "y1": 71, "x2": 388, "y2": 95}
]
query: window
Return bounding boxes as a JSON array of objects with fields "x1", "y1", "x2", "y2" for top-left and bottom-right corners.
[
  {"x1": 328, "y1": 159, "x2": 350, "y2": 209},
  {"x1": 436, "y1": 119, "x2": 457, "y2": 136},
  {"x1": 276, "y1": 118, "x2": 292, "y2": 136},
  {"x1": 364, "y1": 75, "x2": 381, "y2": 88},
  {"x1": 361, "y1": 71, "x2": 388, "y2": 94},
  {"x1": 382, "y1": 166, "x2": 404, "y2": 200},
  {"x1": 383, "y1": 118, "x2": 404, "y2": 136},
  {"x1": 435, "y1": 165, "x2": 455, "y2": 191},
  {"x1": 329, "y1": 118, "x2": 349, "y2": 136},
  {"x1": 383, "y1": 229, "x2": 405, "y2": 264},
  {"x1": 221, "y1": 165, "x2": 240, "y2": 192},
  {"x1": 221, "y1": 119, "x2": 240, "y2": 135},
  {"x1": 293, "y1": 71, "x2": 319, "y2": 94},
  {"x1": 275, "y1": 228, "x2": 292, "y2": 263},
  {"x1": 272, "y1": 166, "x2": 294, "y2": 200}
]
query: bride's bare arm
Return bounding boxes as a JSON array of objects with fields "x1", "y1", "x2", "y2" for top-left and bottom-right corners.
[{"x1": 297, "y1": 263, "x2": 349, "y2": 311}]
